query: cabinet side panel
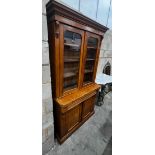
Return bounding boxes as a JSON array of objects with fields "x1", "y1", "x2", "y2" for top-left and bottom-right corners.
[
  {"x1": 47, "y1": 22, "x2": 60, "y2": 98},
  {"x1": 54, "y1": 103, "x2": 67, "y2": 139}
]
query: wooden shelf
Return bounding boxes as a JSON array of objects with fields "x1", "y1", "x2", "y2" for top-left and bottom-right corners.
[
  {"x1": 64, "y1": 43, "x2": 80, "y2": 47},
  {"x1": 87, "y1": 46, "x2": 97, "y2": 49},
  {"x1": 64, "y1": 58, "x2": 80, "y2": 62},
  {"x1": 86, "y1": 58, "x2": 95, "y2": 61},
  {"x1": 84, "y1": 69, "x2": 93, "y2": 74},
  {"x1": 64, "y1": 72, "x2": 77, "y2": 78}
]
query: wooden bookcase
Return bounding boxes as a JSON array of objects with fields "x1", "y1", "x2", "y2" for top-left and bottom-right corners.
[{"x1": 46, "y1": 0, "x2": 108, "y2": 144}]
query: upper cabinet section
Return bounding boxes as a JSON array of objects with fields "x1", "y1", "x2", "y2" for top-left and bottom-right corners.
[{"x1": 46, "y1": 0, "x2": 108, "y2": 98}]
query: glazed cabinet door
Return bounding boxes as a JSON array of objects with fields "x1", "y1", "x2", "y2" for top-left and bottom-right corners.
[
  {"x1": 59, "y1": 24, "x2": 84, "y2": 96},
  {"x1": 82, "y1": 32, "x2": 101, "y2": 86}
]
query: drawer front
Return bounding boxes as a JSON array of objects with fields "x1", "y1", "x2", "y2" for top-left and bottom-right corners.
[
  {"x1": 66, "y1": 104, "x2": 82, "y2": 132},
  {"x1": 82, "y1": 95, "x2": 96, "y2": 119}
]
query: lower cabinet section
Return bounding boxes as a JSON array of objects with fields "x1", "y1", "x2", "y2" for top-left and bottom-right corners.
[{"x1": 55, "y1": 94, "x2": 97, "y2": 144}]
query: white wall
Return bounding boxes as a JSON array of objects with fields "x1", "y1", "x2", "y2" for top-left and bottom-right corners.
[
  {"x1": 57, "y1": 0, "x2": 112, "y2": 29},
  {"x1": 97, "y1": 30, "x2": 112, "y2": 75}
]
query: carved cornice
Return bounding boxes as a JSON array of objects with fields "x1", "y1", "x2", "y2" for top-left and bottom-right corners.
[{"x1": 46, "y1": 0, "x2": 108, "y2": 33}]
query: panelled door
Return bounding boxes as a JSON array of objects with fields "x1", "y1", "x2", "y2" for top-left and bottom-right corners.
[
  {"x1": 59, "y1": 24, "x2": 85, "y2": 96},
  {"x1": 66, "y1": 104, "x2": 82, "y2": 132},
  {"x1": 81, "y1": 32, "x2": 101, "y2": 86},
  {"x1": 82, "y1": 95, "x2": 96, "y2": 119}
]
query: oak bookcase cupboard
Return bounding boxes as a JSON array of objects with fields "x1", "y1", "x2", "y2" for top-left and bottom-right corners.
[{"x1": 46, "y1": 0, "x2": 108, "y2": 144}]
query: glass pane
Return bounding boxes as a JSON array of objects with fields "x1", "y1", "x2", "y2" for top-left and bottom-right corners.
[
  {"x1": 83, "y1": 37, "x2": 98, "y2": 85},
  {"x1": 63, "y1": 30, "x2": 81, "y2": 92}
]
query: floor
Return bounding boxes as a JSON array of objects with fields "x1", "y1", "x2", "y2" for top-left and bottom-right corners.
[
  {"x1": 102, "y1": 137, "x2": 112, "y2": 155},
  {"x1": 46, "y1": 92, "x2": 112, "y2": 155}
]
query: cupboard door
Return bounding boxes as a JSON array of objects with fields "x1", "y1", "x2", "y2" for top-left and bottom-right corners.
[
  {"x1": 82, "y1": 95, "x2": 96, "y2": 119},
  {"x1": 66, "y1": 104, "x2": 82, "y2": 132},
  {"x1": 60, "y1": 25, "x2": 84, "y2": 95},
  {"x1": 82, "y1": 32, "x2": 101, "y2": 86}
]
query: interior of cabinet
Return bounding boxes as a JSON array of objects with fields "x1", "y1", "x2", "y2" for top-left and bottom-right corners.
[
  {"x1": 62, "y1": 28, "x2": 100, "y2": 92},
  {"x1": 63, "y1": 30, "x2": 82, "y2": 92},
  {"x1": 83, "y1": 37, "x2": 98, "y2": 85}
]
